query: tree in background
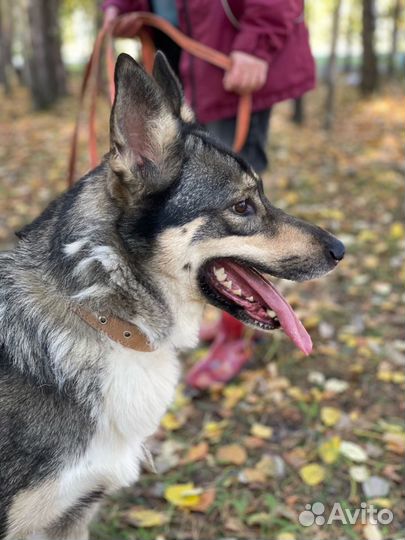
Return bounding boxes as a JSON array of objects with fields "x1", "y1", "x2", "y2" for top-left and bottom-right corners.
[
  {"x1": 387, "y1": 0, "x2": 403, "y2": 76},
  {"x1": 361, "y1": 0, "x2": 379, "y2": 94},
  {"x1": 0, "y1": 0, "x2": 13, "y2": 94},
  {"x1": 291, "y1": 97, "x2": 304, "y2": 125},
  {"x1": 24, "y1": 0, "x2": 67, "y2": 108},
  {"x1": 324, "y1": 0, "x2": 342, "y2": 129},
  {"x1": 343, "y1": 2, "x2": 357, "y2": 73}
]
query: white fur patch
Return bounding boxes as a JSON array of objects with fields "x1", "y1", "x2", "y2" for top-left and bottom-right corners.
[
  {"x1": 63, "y1": 238, "x2": 88, "y2": 256},
  {"x1": 71, "y1": 284, "x2": 110, "y2": 301},
  {"x1": 73, "y1": 245, "x2": 121, "y2": 276},
  {"x1": 55, "y1": 342, "x2": 180, "y2": 512},
  {"x1": 180, "y1": 103, "x2": 195, "y2": 123}
]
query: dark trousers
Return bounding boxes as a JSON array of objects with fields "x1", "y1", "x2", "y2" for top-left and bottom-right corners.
[{"x1": 204, "y1": 108, "x2": 271, "y2": 173}]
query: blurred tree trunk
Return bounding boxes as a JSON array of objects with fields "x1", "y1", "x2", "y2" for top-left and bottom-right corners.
[
  {"x1": 292, "y1": 97, "x2": 305, "y2": 125},
  {"x1": 25, "y1": 0, "x2": 67, "y2": 108},
  {"x1": 324, "y1": 0, "x2": 342, "y2": 130},
  {"x1": 343, "y1": 7, "x2": 355, "y2": 73},
  {"x1": 361, "y1": 0, "x2": 378, "y2": 94},
  {"x1": 0, "y1": 0, "x2": 13, "y2": 94},
  {"x1": 387, "y1": 0, "x2": 402, "y2": 76}
]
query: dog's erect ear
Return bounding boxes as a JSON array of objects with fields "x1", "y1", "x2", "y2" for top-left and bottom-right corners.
[
  {"x1": 153, "y1": 51, "x2": 195, "y2": 124},
  {"x1": 108, "y1": 53, "x2": 183, "y2": 204},
  {"x1": 152, "y1": 51, "x2": 182, "y2": 116}
]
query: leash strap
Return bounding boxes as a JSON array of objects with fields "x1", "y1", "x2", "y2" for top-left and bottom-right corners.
[
  {"x1": 67, "y1": 12, "x2": 252, "y2": 186},
  {"x1": 74, "y1": 306, "x2": 153, "y2": 353}
]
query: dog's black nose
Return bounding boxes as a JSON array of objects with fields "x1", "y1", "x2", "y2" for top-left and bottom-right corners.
[{"x1": 329, "y1": 238, "x2": 345, "y2": 262}]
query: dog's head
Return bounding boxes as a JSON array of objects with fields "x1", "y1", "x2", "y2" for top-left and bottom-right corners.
[{"x1": 108, "y1": 53, "x2": 344, "y2": 354}]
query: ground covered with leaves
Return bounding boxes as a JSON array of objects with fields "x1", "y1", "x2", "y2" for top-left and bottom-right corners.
[{"x1": 1, "y1": 80, "x2": 404, "y2": 540}]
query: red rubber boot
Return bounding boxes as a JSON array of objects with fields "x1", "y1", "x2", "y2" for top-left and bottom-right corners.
[{"x1": 186, "y1": 312, "x2": 253, "y2": 390}]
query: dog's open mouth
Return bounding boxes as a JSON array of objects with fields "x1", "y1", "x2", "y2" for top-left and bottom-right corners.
[{"x1": 199, "y1": 258, "x2": 312, "y2": 355}]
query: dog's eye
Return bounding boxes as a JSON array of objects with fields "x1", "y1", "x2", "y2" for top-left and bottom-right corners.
[{"x1": 232, "y1": 199, "x2": 255, "y2": 216}]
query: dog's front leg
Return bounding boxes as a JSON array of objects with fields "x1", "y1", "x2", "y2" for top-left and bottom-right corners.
[{"x1": 37, "y1": 501, "x2": 100, "y2": 540}]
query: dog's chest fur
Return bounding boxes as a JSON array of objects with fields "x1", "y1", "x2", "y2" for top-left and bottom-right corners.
[
  {"x1": 71, "y1": 343, "x2": 180, "y2": 486},
  {"x1": 60, "y1": 289, "x2": 202, "y2": 494}
]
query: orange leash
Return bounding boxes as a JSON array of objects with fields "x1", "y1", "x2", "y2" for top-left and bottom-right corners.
[{"x1": 68, "y1": 12, "x2": 252, "y2": 186}]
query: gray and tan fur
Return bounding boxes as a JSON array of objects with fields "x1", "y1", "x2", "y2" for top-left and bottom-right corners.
[{"x1": 0, "y1": 53, "x2": 344, "y2": 539}]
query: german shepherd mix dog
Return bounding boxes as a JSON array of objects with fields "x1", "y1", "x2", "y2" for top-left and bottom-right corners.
[{"x1": 0, "y1": 52, "x2": 344, "y2": 539}]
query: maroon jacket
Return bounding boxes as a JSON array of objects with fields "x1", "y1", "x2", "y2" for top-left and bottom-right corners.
[{"x1": 102, "y1": 0, "x2": 315, "y2": 123}]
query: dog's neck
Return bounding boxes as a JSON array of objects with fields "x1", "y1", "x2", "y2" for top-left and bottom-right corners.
[
  {"x1": 63, "y1": 239, "x2": 203, "y2": 350},
  {"x1": 1, "y1": 176, "x2": 203, "y2": 395},
  {"x1": 3, "y1": 237, "x2": 202, "y2": 399},
  {"x1": 13, "y1": 184, "x2": 203, "y2": 347}
]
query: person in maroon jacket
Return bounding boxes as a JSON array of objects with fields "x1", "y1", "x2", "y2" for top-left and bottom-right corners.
[
  {"x1": 103, "y1": 0, "x2": 315, "y2": 171},
  {"x1": 102, "y1": 0, "x2": 316, "y2": 388}
]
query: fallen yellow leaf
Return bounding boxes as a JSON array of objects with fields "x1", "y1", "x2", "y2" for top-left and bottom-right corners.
[
  {"x1": 320, "y1": 406, "x2": 342, "y2": 427},
  {"x1": 287, "y1": 386, "x2": 309, "y2": 401},
  {"x1": 250, "y1": 423, "x2": 273, "y2": 440},
  {"x1": 161, "y1": 412, "x2": 183, "y2": 431},
  {"x1": 318, "y1": 436, "x2": 341, "y2": 464},
  {"x1": 299, "y1": 463, "x2": 326, "y2": 486},
  {"x1": 202, "y1": 420, "x2": 227, "y2": 442},
  {"x1": 125, "y1": 507, "x2": 169, "y2": 528},
  {"x1": 223, "y1": 385, "x2": 246, "y2": 408},
  {"x1": 379, "y1": 420, "x2": 404, "y2": 434},
  {"x1": 389, "y1": 222, "x2": 404, "y2": 240},
  {"x1": 377, "y1": 370, "x2": 393, "y2": 382},
  {"x1": 391, "y1": 372, "x2": 405, "y2": 384},
  {"x1": 164, "y1": 483, "x2": 202, "y2": 508},
  {"x1": 368, "y1": 498, "x2": 392, "y2": 509},
  {"x1": 216, "y1": 444, "x2": 247, "y2": 465},
  {"x1": 277, "y1": 533, "x2": 296, "y2": 540},
  {"x1": 358, "y1": 230, "x2": 378, "y2": 243}
]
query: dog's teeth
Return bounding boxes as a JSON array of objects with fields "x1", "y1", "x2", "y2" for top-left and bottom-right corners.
[
  {"x1": 224, "y1": 280, "x2": 232, "y2": 289},
  {"x1": 267, "y1": 309, "x2": 276, "y2": 318},
  {"x1": 247, "y1": 296, "x2": 254, "y2": 302},
  {"x1": 234, "y1": 289, "x2": 242, "y2": 296},
  {"x1": 214, "y1": 267, "x2": 227, "y2": 282}
]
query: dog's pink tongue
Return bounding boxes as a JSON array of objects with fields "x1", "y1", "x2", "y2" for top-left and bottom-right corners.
[{"x1": 227, "y1": 263, "x2": 313, "y2": 355}]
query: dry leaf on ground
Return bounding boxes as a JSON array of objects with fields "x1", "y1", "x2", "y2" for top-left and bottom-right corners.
[
  {"x1": 216, "y1": 444, "x2": 247, "y2": 465},
  {"x1": 299, "y1": 463, "x2": 326, "y2": 486}
]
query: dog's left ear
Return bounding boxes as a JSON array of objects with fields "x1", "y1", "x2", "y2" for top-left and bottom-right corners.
[{"x1": 108, "y1": 53, "x2": 184, "y2": 204}]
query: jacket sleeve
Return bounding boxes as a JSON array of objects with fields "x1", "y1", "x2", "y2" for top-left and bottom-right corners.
[
  {"x1": 101, "y1": 0, "x2": 146, "y2": 13},
  {"x1": 231, "y1": 0, "x2": 302, "y2": 64}
]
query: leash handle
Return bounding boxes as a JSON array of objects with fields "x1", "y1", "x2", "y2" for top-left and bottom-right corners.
[{"x1": 68, "y1": 12, "x2": 252, "y2": 186}]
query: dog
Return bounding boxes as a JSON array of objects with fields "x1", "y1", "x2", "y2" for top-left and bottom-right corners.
[{"x1": 0, "y1": 52, "x2": 344, "y2": 539}]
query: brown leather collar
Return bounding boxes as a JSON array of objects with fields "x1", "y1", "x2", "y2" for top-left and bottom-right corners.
[{"x1": 74, "y1": 306, "x2": 153, "y2": 353}]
